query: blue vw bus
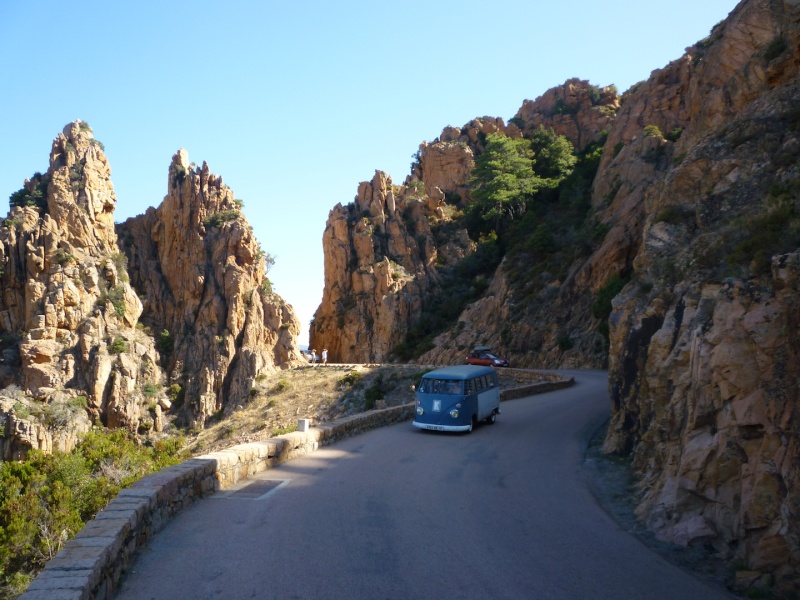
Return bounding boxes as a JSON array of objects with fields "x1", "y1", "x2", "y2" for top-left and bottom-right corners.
[{"x1": 413, "y1": 365, "x2": 500, "y2": 433}]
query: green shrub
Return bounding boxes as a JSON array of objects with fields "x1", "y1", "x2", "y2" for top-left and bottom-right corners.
[
  {"x1": 0, "y1": 429, "x2": 186, "y2": 596},
  {"x1": 69, "y1": 162, "x2": 85, "y2": 189},
  {"x1": 143, "y1": 383, "x2": 160, "y2": 398},
  {"x1": 654, "y1": 205, "x2": 694, "y2": 225},
  {"x1": 9, "y1": 174, "x2": 48, "y2": 211},
  {"x1": 557, "y1": 333, "x2": 574, "y2": 351},
  {"x1": 261, "y1": 278, "x2": 273, "y2": 295},
  {"x1": 364, "y1": 374, "x2": 385, "y2": 410},
  {"x1": 203, "y1": 209, "x2": 239, "y2": 228},
  {"x1": 271, "y1": 424, "x2": 298, "y2": 436},
  {"x1": 727, "y1": 200, "x2": 800, "y2": 276},
  {"x1": 109, "y1": 337, "x2": 127, "y2": 354},
  {"x1": 337, "y1": 371, "x2": 362, "y2": 388},
  {"x1": 530, "y1": 224, "x2": 556, "y2": 254},
  {"x1": 592, "y1": 273, "x2": 629, "y2": 321},
  {"x1": 55, "y1": 249, "x2": 76, "y2": 265},
  {"x1": 106, "y1": 285, "x2": 126, "y2": 317},
  {"x1": 42, "y1": 402, "x2": 83, "y2": 428},
  {"x1": 643, "y1": 125, "x2": 664, "y2": 139},
  {"x1": 12, "y1": 401, "x2": 30, "y2": 419},
  {"x1": 68, "y1": 396, "x2": 88, "y2": 410},
  {"x1": 763, "y1": 36, "x2": 787, "y2": 62},
  {"x1": 407, "y1": 180, "x2": 425, "y2": 196},
  {"x1": 111, "y1": 252, "x2": 129, "y2": 283},
  {"x1": 157, "y1": 329, "x2": 173, "y2": 356},
  {"x1": 270, "y1": 379, "x2": 292, "y2": 394},
  {"x1": 171, "y1": 164, "x2": 187, "y2": 188},
  {"x1": 665, "y1": 127, "x2": 683, "y2": 142},
  {"x1": 166, "y1": 384, "x2": 183, "y2": 403},
  {"x1": 552, "y1": 98, "x2": 579, "y2": 115}
]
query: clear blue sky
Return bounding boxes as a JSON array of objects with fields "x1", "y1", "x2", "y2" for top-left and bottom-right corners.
[{"x1": 0, "y1": 0, "x2": 739, "y2": 346}]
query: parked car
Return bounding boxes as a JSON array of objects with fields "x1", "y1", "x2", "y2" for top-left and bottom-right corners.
[{"x1": 465, "y1": 346, "x2": 510, "y2": 368}]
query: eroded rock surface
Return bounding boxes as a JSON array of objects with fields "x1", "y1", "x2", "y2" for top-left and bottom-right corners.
[
  {"x1": 119, "y1": 150, "x2": 303, "y2": 427},
  {"x1": 0, "y1": 122, "x2": 156, "y2": 456},
  {"x1": 0, "y1": 124, "x2": 302, "y2": 456},
  {"x1": 603, "y1": 1, "x2": 800, "y2": 594}
]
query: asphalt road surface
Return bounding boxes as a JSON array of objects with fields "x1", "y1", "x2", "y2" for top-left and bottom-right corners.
[{"x1": 116, "y1": 370, "x2": 737, "y2": 600}]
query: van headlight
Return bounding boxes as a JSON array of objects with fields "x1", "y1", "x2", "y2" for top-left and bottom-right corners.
[
  {"x1": 416, "y1": 407, "x2": 424, "y2": 416},
  {"x1": 449, "y1": 409, "x2": 459, "y2": 419}
]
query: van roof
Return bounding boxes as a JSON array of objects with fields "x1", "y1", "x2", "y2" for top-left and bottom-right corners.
[{"x1": 421, "y1": 365, "x2": 496, "y2": 380}]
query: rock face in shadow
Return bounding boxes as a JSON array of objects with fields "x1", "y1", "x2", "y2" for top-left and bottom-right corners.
[
  {"x1": 601, "y1": 1, "x2": 800, "y2": 594},
  {"x1": 0, "y1": 125, "x2": 302, "y2": 457}
]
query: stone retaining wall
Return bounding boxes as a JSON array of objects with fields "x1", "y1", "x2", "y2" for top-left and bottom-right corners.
[
  {"x1": 500, "y1": 377, "x2": 575, "y2": 400},
  {"x1": 20, "y1": 375, "x2": 571, "y2": 600}
]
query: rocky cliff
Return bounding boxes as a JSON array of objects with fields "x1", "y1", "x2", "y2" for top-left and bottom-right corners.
[
  {"x1": 311, "y1": 0, "x2": 800, "y2": 594},
  {"x1": 118, "y1": 150, "x2": 302, "y2": 428},
  {"x1": 311, "y1": 83, "x2": 619, "y2": 367},
  {"x1": 602, "y1": 0, "x2": 800, "y2": 594},
  {"x1": 309, "y1": 117, "x2": 525, "y2": 361},
  {"x1": 309, "y1": 170, "x2": 452, "y2": 362},
  {"x1": 0, "y1": 123, "x2": 302, "y2": 458}
]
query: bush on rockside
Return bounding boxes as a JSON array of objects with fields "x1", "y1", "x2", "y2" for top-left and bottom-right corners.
[{"x1": 0, "y1": 429, "x2": 186, "y2": 598}]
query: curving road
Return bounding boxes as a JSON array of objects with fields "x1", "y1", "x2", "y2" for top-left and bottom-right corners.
[{"x1": 116, "y1": 370, "x2": 736, "y2": 600}]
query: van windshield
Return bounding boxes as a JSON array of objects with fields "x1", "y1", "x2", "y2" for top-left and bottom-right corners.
[{"x1": 419, "y1": 379, "x2": 463, "y2": 395}]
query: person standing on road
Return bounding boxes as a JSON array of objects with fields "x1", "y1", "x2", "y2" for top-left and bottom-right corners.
[
  {"x1": 311, "y1": 349, "x2": 317, "y2": 365},
  {"x1": 322, "y1": 349, "x2": 328, "y2": 365}
]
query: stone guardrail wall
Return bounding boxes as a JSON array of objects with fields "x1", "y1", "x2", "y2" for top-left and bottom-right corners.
[
  {"x1": 20, "y1": 374, "x2": 573, "y2": 600},
  {"x1": 500, "y1": 376, "x2": 574, "y2": 400}
]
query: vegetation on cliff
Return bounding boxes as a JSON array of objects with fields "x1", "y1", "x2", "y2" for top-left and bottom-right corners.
[
  {"x1": 0, "y1": 429, "x2": 186, "y2": 597},
  {"x1": 392, "y1": 126, "x2": 604, "y2": 361}
]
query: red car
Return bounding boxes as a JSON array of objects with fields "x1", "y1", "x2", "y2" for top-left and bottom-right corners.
[{"x1": 465, "y1": 347, "x2": 510, "y2": 368}]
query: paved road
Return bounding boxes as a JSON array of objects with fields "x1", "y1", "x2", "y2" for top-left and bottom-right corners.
[{"x1": 116, "y1": 370, "x2": 736, "y2": 600}]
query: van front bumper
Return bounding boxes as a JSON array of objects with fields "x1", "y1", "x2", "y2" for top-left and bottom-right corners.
[{"x1": 412, "y1": 421, "x2": 471, "y2": 432}]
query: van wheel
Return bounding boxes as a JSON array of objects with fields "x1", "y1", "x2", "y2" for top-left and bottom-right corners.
[
  {"x1": 467, "y1": 416, "x2": 476, "y2": 433},
  {"x1": 486, "y1": 411, "x2": 497, "y2": 425}
]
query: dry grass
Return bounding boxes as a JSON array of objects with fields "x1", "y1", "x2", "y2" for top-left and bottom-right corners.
[{"x1": 185, "y1": 364, "x2": 429, "y2": 455}]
